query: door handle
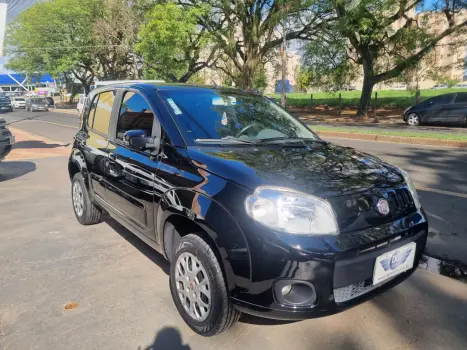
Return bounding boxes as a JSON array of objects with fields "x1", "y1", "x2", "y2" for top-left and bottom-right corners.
[{"x1": 109, "y1": 153, "x2": 117, "y2": 161}]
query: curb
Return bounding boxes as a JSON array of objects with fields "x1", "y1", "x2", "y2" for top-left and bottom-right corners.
[
  {"x1": 54, "y1": 108, "x2": 79, "y2": 116},
  {"x1": 418, "y1": 254, "x2": 467, "y2": 283},
  {"x1": 315, "y1": 130, "x2": 467, "y2": 148}
]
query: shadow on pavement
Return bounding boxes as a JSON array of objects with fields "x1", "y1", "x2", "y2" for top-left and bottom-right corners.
[
  {"x1": 13, "y1": 140, "x2": 69, "y2": 149},
  {"x1": 0, "y1": 160, "x2": 36, "y2": 181},
  {"x1": 239, "y1": 313, "x2": 298, "y2": 326},
  {"x1": 142, "y1": 327, "x2": 190, "y2": 350},
  {"x1": 104, "y1": 217, "x2": 170, "y2": 275},
  {"x1": 371, "y1": 273, "x2": 467, "y2": 348}
]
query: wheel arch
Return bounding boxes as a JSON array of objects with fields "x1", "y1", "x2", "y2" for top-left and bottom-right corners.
[
  {"x1": 157, "y1": 188, "x2": 252, "y2": 293},
  {"x1": 68, "y1": 149, "x2": 90, "y2": 188}
]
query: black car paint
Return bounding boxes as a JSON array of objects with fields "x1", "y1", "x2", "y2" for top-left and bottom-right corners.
[
  {"x1": 69, "y1": 83, "x2": 428, "y2": 320},
  {"x1": 403, "y1": 92, "x2": 467, "y2": 125}
]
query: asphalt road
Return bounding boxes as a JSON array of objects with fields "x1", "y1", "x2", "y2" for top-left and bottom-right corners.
[
  {"x1": 2, "y1": 109, "x2": 79, "y2": 144},
  {"x1": 2, "y1": 109, "x2": 467, "y2": 265},
  {"x1": 0, "y1": 156, "x2": 466, "y2": 349}
]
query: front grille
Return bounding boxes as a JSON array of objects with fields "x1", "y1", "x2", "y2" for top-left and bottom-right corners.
[
  {"x1": 334, "y1": 276, "x2": 396, "y2": 303},
  {"x1": 388, "y1": 188, "x2": 413, "y2": 211}
]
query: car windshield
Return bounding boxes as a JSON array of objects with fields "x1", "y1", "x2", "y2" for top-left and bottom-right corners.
[
  {"x1": 16, "y1": 98, "x2": 25, "y2": 101},
  {"x1": 31, "y1": 99, "x2": 45, "y2": 103},
  {"x1": 158, "y1": 88, "x2": 318, "y2": 145}
]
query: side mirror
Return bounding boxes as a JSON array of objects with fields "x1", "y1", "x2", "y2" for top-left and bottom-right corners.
[{"x1": 123, "y1": 129, "x2": 160, "y2": 154}]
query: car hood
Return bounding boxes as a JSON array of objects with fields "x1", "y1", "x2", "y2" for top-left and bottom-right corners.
[{"x1": 187, "y1": 142, "x2": 404, "y2": 198}]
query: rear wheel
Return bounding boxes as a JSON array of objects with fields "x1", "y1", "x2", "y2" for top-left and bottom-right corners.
[
  {"x1": 407, "y1": 113, "x2": 420, "y2": 126},
  {"x1": 170, "y1": 234, "x2": 240, "y2": 336},
  {"x1": 71, "y1": 173, "x2": 102, "y2": 225}
]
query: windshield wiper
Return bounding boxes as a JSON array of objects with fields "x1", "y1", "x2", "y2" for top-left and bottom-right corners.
[
  {"x1": 195, "y1": 136, "x2": 257, "y2": 144},
  {"x1": 257, "y1": 137, "x2": 326, "y2": 144}
]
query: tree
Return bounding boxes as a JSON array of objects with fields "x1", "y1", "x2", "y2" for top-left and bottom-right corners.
[
  {"x1": 136, "y1": 2, "x2": 218, "y2": 83},
  {"x1": 252, "y1": 66, "x2": 268, "y2": 92},
  {"x1": 6, "y1": 0, "x2": 146, "y2": 93},
  {"x1": 304, "y1": 0, "x2": 467, "y2": 117},
  {"x1": 176, "y1": 0, "x2": 335, "y2": 89},
  {"x1": 6, "y1": 0, "x2": 101, "y2": 93}
]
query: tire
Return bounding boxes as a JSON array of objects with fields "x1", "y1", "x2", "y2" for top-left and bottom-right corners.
[
  {"x1": 170, "y1": 234, "x2": 240, "y2": 336},
  {"x1": 407, "y1": 113, "x2": 420, "y2": 126},
  {"x1": 71, "y1": 172, "x2": 102, "y2": 225}
]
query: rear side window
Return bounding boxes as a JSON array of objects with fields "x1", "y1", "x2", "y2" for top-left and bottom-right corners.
[
  {"x1": 90, "y1": 91, "x2": 115, "y2": 135},
  {"x1": 116, "y1": 92, "x2": 154, "y2": 140},
  {"x1": 454, "y1": 93, "x2": 467, "y2": 104}
]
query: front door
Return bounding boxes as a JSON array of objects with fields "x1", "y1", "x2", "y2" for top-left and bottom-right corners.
[
  {"x1": 105, "y1": 90, "x2": 161, "y2": 239},
  {"x1": 425, "y1": 94, "x2": 456, "y2": 124}
]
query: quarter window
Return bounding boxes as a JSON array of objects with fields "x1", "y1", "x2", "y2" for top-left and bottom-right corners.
[
  {"x1": 116, "y1": 92, "x2": 154, "y2": 140},
  {"x1": 92, "y1": 91, "x2": 115, "y2": 135}
]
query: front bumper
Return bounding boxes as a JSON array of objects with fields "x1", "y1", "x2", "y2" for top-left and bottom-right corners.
[{"x1": 231, "y1": 210, "x2": 428, "y2": 320}]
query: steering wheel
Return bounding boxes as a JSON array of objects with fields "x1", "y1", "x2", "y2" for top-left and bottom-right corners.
[{"x1": 235, "y1": 123, "x2": 262, "y2": 138}]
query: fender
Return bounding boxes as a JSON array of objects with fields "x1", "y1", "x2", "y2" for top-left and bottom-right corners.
[
  {"x1": 157, "y1": 188, "x2": 251, "y2": 297},
  {"x1": 68, "y1": 148, "x2": 90, "y2": 186}
]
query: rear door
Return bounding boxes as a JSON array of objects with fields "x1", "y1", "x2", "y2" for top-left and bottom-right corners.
[
  {"x1": 79, "y1": 89, "x2": 116, "y2": 201},
  {"x1": 105, "y1": 89, "x2": 162, "y2": 239}
]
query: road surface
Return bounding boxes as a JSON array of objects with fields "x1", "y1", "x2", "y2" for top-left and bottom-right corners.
[{"x1": 2, "y1": 109, "x2": 467, "y2": 265}]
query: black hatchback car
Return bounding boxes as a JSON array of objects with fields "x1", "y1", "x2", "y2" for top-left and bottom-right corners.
[
  {"x1": 403, "y1": 92, "x2": 467, "y2": 126},
  {"x1": 69, "y1": 83, "x2": 428, "y2": 336}
]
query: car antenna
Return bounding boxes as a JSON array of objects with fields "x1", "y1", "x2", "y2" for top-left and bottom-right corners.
[{"x1": 211, "y1": 80, "x2": 219, "y2": 88}]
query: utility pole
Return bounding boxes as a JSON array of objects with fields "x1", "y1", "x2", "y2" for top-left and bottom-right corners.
[{"x1": 281, "y1": 22, "x2": 287, "y2": 108}]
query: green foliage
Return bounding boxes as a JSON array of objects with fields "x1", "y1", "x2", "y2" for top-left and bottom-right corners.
[
  {"x1": 6, "y1": 0, "x2": 101, "y2": 79},
  {"x1": 252, "y1": 67, "x2": 268, "y2": 92},
  {"x1": 136, "y1": 2, "x2": 215, "y2": 82},
  {"x1": 301, "y1": 35, "x2": 357, "y2": 91}
]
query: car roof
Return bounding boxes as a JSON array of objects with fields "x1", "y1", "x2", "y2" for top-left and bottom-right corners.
[{"x1": 89, "y1": 83, "x2": 258, "y2": 96}]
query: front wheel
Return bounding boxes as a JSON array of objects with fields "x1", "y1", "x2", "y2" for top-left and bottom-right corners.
[
  {"x1": 407, "y1": 113, "x2": 420, "y2": 126},
  {"x1": 170, "y1": 234, "x2": 240, "y2": 336},
  {"x1": 71, "y1": 173, "x2": 102, "y2": 225}
]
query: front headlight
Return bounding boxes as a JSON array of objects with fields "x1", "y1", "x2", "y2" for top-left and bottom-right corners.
[
  {"x1": 399, "y1": 168, "x2": 421, "y2": 209},
  {"x1": 245, "y1": 186, "x2": 339, "y2": 235}
]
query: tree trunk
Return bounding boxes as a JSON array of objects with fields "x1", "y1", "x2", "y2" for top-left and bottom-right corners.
[{"x1": 357, "y1": 74, "x2": 375, "y2": 118}]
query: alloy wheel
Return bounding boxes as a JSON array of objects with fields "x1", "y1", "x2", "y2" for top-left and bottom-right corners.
[
  {"x1": 72, "y1": 181, "x2": 84, "y2": 217},
  {"x1": 407, "y1": 113, "x2": 420, "y2": 126},
  {"x1": 174, "y1": 252, "x2": 211, "y2": 322}
]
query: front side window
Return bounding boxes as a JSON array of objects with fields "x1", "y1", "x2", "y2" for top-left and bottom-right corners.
[
  {"x1": 92, "y1": 91, "x2": 115, "y2": 135},
  {"x1": 454, "y1": 93, "x2": 467, "y2": 104},
  {"x1": 87, "y1": 95, "x2": 99, "y2": 128},
  {"x1": 430, "y1": 94, "x2": 454, "y2": 105},
  {"x1": 158, "y1": 88, "x2": 318, "y2": 145},
  {"x1": 116, "y1": 91, "x2": 154, "y2": 140}
]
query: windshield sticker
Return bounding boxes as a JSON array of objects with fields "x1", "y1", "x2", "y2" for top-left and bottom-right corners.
[
  {"x1": 167, "y1": 98, "x2": 182, "y2": 115},
  {"x1": 221, "y1": 111, "x2": 228, "y2": 125}
]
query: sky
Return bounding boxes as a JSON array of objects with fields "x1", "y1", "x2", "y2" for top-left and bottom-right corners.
[{"x1": 0, "y1": 1, "x2": 39, "y2": 72}]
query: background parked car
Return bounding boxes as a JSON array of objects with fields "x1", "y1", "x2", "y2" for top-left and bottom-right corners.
[
  {"x1": 45, "y1": 96, "x2": 55, "y2": 108},
  {"x1": 403, "y1": 92, "x2": 467, "y2": 126},
  {"x1": 26, "y1": 98, "x2": 49, "y2": 112},
  {"x1": 431, "y1": 84, "x2": 448, "y2": 89},
  {"x1": 0, "y1": 117, "x2": 14, "y2": 161},
  {"x1": 455, "y1": 83, "x2": 467, "y2": 88},
  {"x1": 0, "y1": 95, "x2": 13, "y2": 112},
  {"x1": 391, "y1": 84, "x2": 407, "y2": 90},
  {"x1": 12, "y1": 97, "x2": 26, "y2": 109}
]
